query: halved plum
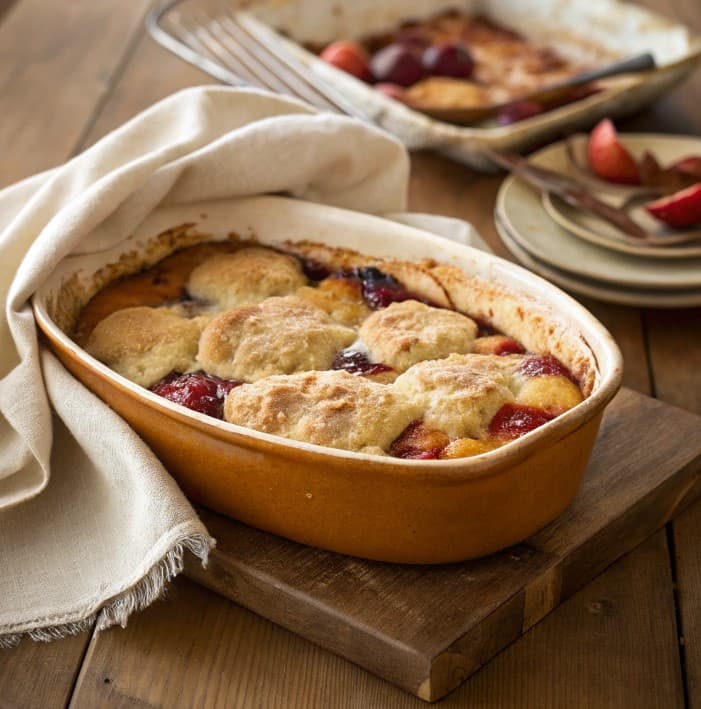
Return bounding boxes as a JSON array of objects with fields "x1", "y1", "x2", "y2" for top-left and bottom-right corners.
[
  {"x1": 587, "y1": 119, "x2": 639, "y2": 185},
  {"x1": 390, "y1": 421, "x2": 450, "y2": 459},
  {"x1": 645, "y1": 183, "x2": 701, "y2": 229},
  {"x1": 320, "y1": 40, "x2": 372, "y2": 81},
  {"x1": 151, "y1": 371, "x2": 242, "y2": 419},
  {"x1": 519, "y1": 354, "x2": 575, "y2": 382},
  {"x1": 488, "y1": 403, "x2": 555, "y2": 440}
]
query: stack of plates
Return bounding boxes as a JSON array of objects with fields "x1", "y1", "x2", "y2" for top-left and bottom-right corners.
[{"x1": 495, "y1": 134, "x2": 701, "y2": 308}]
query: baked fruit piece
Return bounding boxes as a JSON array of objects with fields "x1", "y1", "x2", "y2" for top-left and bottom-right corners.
[
  {"x1": 393, "y1": 353, "x2": 516, "y2": 439},
  {"x1": 223, "y1": 370, "x2": 422, "y2": 453},
  {"x1": 186, "y1": 247, "x2": 307, "y2": 308},
  {"x1": 359, "y1": 300, "x2": 478, "y2": 372},
  {"x1": 197, "y1": 295, "x2": 357, "y2": 381},
  {"x1": 85, "y1": 306, "x2": 208, "y2": 387},
  {"x1": 392, "y1": 353, "x2": 583, "y2": 457}
]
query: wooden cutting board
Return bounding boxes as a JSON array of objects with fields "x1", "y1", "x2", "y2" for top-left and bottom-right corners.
[{"x1": 185, "y1": 388, "x2": 701, "y2": 702}]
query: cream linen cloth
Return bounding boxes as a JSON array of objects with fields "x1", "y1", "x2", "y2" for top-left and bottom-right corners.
[{"x1": 0, "y1": 86, "x2": 411, "y2": 645}]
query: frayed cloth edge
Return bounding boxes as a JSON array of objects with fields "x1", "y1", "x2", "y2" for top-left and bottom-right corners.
[{"x1": 0, "y1": 533, "x2": 212, "y2": 649}]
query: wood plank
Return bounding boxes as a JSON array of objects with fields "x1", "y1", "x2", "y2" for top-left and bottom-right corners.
[
  {"x1": 0, "y1": 0, "x2": 153, "y2": 188},
  {"x1": 645, "y1": 306, "x2": 701, "y2": 709},
  {"x1": 0, "y1": 0, "x2": 18, "y2": 22},
  {"x1": 674, "y1": 501, "x2": 701, "y2": 708},
  {"x1": 0, "y1": 630, "x2": 93, "y2": 709},
  {"x1": 0, "y1": 2, "x2": 170, "y2": 708},
  {"x1": 624, "y1": 2, "x2": 701, "y2": 706},
  {"x1": 179, "y1": 388, "x2": 701, "y2": 701},
  {"x1": 459, "y1": 530, "x2": 684, "y2": 709},
  {"x1": 68, "y1": 532, "x2": 684, "y2": 709},
  {"x1": 79, "y1": 30, "x2": 210, "y2": 149}
]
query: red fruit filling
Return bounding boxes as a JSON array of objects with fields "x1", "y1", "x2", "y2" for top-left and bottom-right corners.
[
  {"x1": 332, "y1": 349, "x2": 393, "y2": 376},
  {"x1": 390, "y1": 421, "x2": 449, "y2": 459},
  {"x1": 298, "y1": 257, "x2": 331, "y2": 281},
  {"x1": 519, "y1": 354, "x2": 574, "y2": 381},
  {"x1": 151, "y1": 371, "x2": 242, "y2": 418},
  {"x1": 488, "y1": 403, "x2": 555, "y2": 440},
  {"x1": 645, "y1": 182, "x2": 701, "y2": 229},
  {"x1": 587, "y1": 119, "x2": 640, "y2": 185},
  {"x1": 494, "y1": 338, "x2": 526, "y2": 356},
  {"x1": 332, "y1": 266, "x2": 429, "y2": 309}
]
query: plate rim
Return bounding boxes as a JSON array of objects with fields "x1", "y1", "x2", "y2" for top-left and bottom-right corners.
[
  {"x1": 542, "y1": 191, "x2": 701, "y2": 260},
  {"x1": 496, "y1": 134, "x2": 701, "y2": 291},
  {"x1": 495, "y1": 214, "x2": 701, "y2": 308}
]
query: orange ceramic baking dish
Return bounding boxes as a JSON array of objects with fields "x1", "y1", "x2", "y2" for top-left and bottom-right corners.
[{"x1": 33, "y1": 196, "x2": 623, "y2": 563}]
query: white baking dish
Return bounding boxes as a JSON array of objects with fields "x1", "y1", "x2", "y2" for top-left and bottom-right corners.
[{"x1": 150, "y1": 0, "x2": 701, "y2": 169}]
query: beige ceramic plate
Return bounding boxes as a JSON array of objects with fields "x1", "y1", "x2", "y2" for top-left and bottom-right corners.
[
  {"x1": 542, "y1": 134, "x2": 701, "y2": 260},
  {"x1": 496, "y1": 141, "x2": 701, "y2": 291},
  {"x1": 496, "y1": 215, "x2": 701, "y2": 308}
]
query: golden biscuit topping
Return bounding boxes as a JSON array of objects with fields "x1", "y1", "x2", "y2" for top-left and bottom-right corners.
[
  {"x1": 76, "y1": 242, "x2": 586, "y2": 459},
  {"x1": 85, "y1": 306, "x2": 207, "y2": 387},
  {"x1": 197, "y1": 295, "x2": 356, "y2": 381},
  {"x1": 187, "y1": 247, "x2": 306, "y2": 308},
  {"x1": 224, "y1": 370, "x2": 421, "y2": 452},
  {"x1": 359, "y1": 300, "x2": 478, "y2": 373}
]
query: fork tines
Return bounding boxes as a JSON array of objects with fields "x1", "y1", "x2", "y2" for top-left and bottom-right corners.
[{"x1": 167, "y1": 4, "x2": 368, "y2": 119}]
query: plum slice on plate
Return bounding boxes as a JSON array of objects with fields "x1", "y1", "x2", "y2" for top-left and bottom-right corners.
[
  {"x1": 645, "y1": 183, "x2": 701, "y2": 229},
  {"x1": 587, "y1": 119, "x2": 640, "y2": 185}
]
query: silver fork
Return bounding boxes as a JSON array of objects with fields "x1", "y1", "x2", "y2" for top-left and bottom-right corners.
[{"x1": 164, "y1": 5, "x2": 369, "y2": 120}]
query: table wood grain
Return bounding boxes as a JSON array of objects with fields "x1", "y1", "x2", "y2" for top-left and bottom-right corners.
[{"x1": 1, "y1": 1, "x2": 699, "y2": 707}]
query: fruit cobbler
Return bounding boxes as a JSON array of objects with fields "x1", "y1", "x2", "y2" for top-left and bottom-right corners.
[
  {"x1": 74, "y1": 241, "x2": 585, "y2": 459},
  {"x1": 316, "y1": 8, "x2": 595, "y2": 124}
]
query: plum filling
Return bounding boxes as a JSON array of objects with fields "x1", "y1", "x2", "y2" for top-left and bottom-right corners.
[
  {"x1": 332, "y1": 349, "x2": 394, "y2": 376},
  {"x1": 298, "y1": 257, "x2": 331, "y2": 282},
  {"x1": 493, "y1": 338, "x2": 526, "y2": 356},
  {"x1": 151, "y1": 371, "x2": 242, "y2": 418},
  {"x1": 390, "y1": 421, "x2": 450, "y2": 459},
  {"x1": 331, "y1": 267, "x2": 431, "y2": 309},
  {"x1": 519, "y1": 354, "x2": 574, "y2": 381},
  {"x1": 488, "y1": 403, "x2": 555, "y2": 440}
]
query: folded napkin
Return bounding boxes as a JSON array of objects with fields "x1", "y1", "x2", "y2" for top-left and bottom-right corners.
[{"x1": 0, "y1": 86, "x2": 410, "y2": 646}]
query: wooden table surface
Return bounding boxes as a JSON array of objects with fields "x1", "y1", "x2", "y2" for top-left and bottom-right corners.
[{"x1": 1, "y1": 1, "x2": 700, "y2": 707}]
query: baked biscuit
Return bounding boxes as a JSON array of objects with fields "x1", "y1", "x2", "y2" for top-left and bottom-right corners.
[
  {"x1": 187, "y1": 247, "x2": 306, "y2": 308},
  {"x1": 223, "y1": 370, "x2": 421, "y2": 452},
  {"x1": 393, "y1": 354, "x2": 520, "y2": 439},
  {"x1": 85, "y1": 306, "x2": 206, "y2": 387},
  {"x1": 197, "y1": 296, "x2": 357, "y2": 381},
  {"x1": 295, "y1": 278, "x2": 371, "y2": 327},
  {"x1": 359, "y1": 300, "x2": 478, "y2": 373}
]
